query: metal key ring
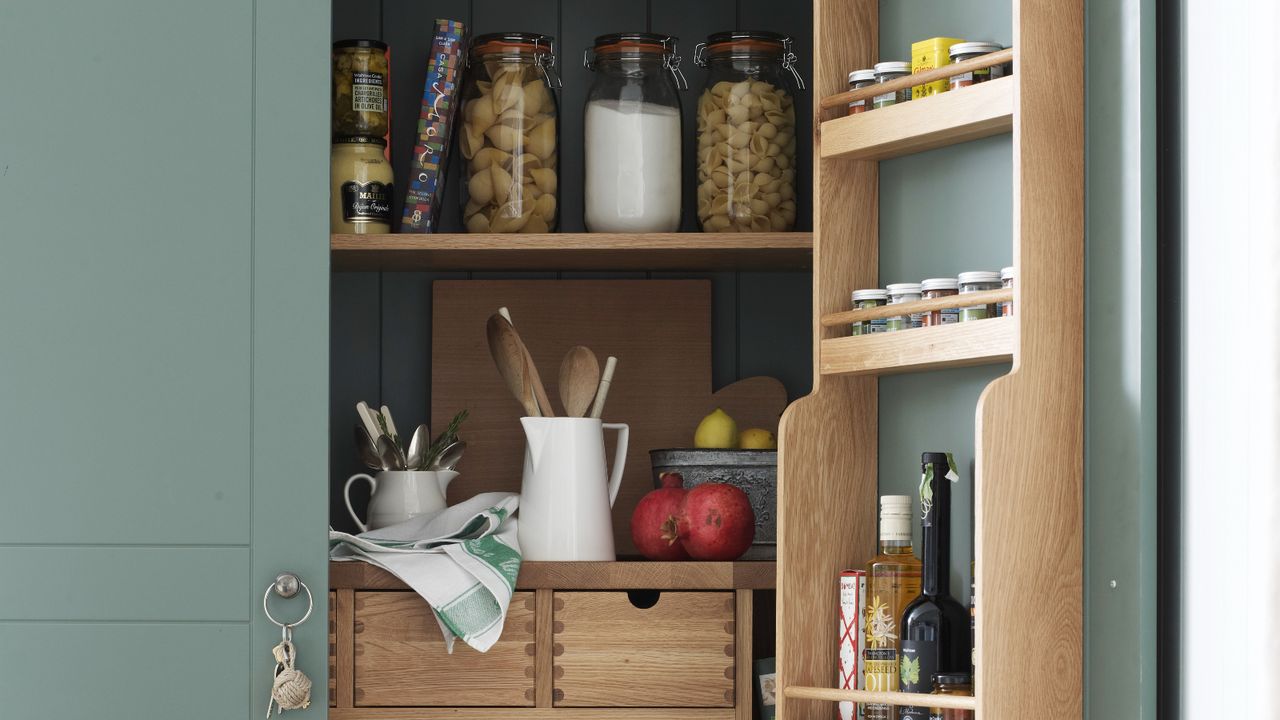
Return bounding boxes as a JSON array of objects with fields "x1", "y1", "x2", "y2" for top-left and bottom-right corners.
[{"x1": 263, "y1": 573, "x2": 313, "y2": 629}]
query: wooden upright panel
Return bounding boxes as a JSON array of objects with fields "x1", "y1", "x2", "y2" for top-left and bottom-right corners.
[
  {"x1": 775, "y1": 3, "x2": 878, "y2": 720},
  {"x1": 973, "y1": 0, "x2": 1084, "y2": 717}
]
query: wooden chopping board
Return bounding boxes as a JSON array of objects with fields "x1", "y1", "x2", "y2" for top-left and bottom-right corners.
[{"x1": 431, "y1": 280, "x2": 788, "y2": 555}]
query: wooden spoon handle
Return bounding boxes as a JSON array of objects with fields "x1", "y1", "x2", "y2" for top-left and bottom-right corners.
[{"x1": 588, "y1": 356, "x2": 617, "y2": 419}]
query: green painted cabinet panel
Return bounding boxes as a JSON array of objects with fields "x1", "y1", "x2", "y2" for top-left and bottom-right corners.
[
  {"x1": 0, "y1": 547, "x2": 248, "y2": 621},
  {"x1": 0, "y1": 0, "x2": 254, "y2": 546},
  {"x1": 0, "y1": 625, "x2": 249, "y2": 719},
  {"x1": 0, "y1": 0, "x2": 329, "y2": 716}
]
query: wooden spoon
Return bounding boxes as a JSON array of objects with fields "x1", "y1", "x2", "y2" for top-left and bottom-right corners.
[
  {"x1": 558, "y1": 346, "x2": 601, "y2": 417},
  {"x1": 487, "y1": 313, "x2": 540, "y2": 417}
]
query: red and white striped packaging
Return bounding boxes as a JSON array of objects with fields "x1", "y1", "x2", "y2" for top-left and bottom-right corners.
[{"x1": 838, "y1": 569, "x2": 867, "y2": 720}]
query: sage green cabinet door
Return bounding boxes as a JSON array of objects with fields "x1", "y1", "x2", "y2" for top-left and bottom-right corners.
[{"x1": 0, "y1": 1, "x2": 329, "y2": 717}]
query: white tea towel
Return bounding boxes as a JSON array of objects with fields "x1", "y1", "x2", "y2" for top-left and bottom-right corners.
[{"x1": 329, "y1": 492, "x2": 521, "y2": 653}]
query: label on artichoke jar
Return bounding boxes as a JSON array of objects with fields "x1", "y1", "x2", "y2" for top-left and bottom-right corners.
[
  {"x1": 341, "y1": 180, "x2": 393, "y2": 223},
  {"x1": 898, "y1": 638, "x2": 937, "y2": 720},
  {"x1": 352, "y1": 70, "x2": 386, "y2": 112}
]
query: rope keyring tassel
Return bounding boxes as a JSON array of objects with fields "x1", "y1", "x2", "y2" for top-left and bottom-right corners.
[{"x1": 263, "y1": 575, "x2": 314, "y2": 716}]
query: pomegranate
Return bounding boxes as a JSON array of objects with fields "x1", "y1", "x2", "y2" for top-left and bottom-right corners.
[
  {"x1": 630, "y1": 472, "x2": 689, "y2": 560},
  {"x1": 677, "y1": 482, "x2": 756, "y2": 560}
]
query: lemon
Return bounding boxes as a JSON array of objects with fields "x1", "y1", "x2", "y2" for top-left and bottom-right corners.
[
  {"x1": 739, "y1": 428, "x2": 777, "y2": 450},
  {"x1": 694, "y1": 408, "x2": 738, "y2": 449}
]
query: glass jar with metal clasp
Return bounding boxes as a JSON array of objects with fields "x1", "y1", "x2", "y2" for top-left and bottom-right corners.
[
  {"x1": 693, "y1": 30, "x2": 805, "y2": 232},
  {"x1": 583, "y1": 32, "x2": 688, "y2": 233},
  {"x1": 458, "y1": 32, "x2": 562, "y2": 233}
]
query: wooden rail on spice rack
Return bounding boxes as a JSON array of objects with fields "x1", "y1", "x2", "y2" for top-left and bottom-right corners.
[
  {"x1": 819, "y1": 316, "x2": 1015, "y2": 376},
  {"x1": 817, "y1": 47, "x2": 1013, "y2": 117},
  {"x1": 783, "y1": 686, "x2": 977, "y2": 712},
  {"x1": 820, "y1": 288, "x2": 1010, "y2": 326},
  {"x1": 330, "y1": 560, "x2": 777, "y2": 590},
  {"x1": 331, "y1": 232, "x2": 813, "y2": 271},
  {"x1": 818, "y1": 76, "x2": 1014, "y2": 161}
]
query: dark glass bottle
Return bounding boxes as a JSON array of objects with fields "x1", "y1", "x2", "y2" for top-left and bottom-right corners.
[{"x1": 898, "y1": 452, "x2": 971, "y2": 720}]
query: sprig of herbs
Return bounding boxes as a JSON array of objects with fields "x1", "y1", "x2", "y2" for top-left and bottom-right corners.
[{"x1": 422, "y1": 409, "x2": 469, "y2": 468}]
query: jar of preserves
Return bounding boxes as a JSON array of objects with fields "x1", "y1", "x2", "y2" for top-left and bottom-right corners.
[
  {"x1": 929, "y1": 672, "x2": 974, "y2": 720},
  {"x1": 921, "y1": 277, "x2": 959, "y2": 326},
  {"x1": 458, "y1": 32, "x2": 561, "y2": 233},
  {"x1": 331, "y1": 136, "x2": 394, "y2": 234},
  {"x1": 948, "y1": 42, "x2": 1005, "y2": 90},
  {"x1": 693, "y1": 30, "x2": 805, "y2": 232},
  {"x1": 872, "y1": 61, "x2": 912, "y2": 109},
  {"x1": 333, "y1": 40, "x2": 389, "y2": 138},
  {"x1": 584, "y1": 33, "x2": 687, "y2": 233},
  {"x1": 958, "y1": 270, "x2": 1002, "y2": 321},
  {"x1": 846, "y1": 68, "x2": 876, "y2": 115}
]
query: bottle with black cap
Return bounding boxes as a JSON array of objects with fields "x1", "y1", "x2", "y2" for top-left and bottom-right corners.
[{"x1": 897, "y1": 452, "x2": 970, "y2": 719}]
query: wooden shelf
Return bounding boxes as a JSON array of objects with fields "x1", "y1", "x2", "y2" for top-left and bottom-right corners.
[
  {"x1": 329, "y1": 559, "x2": 777, "y2": 590},
  {"x1": 819, "y1": 75, "x2": 1014, "y2": 161},
  {"x1": 331, "y1": 709, "x2": 735, "y2": 720},
  {"x1": 331, "y1": 232, "x2": 813, "y2": 271},
  {"x1": 819, "y1": 316, "x2": 1015, "y2": 376},
  {"x1": 784, "y1": 686, "x2": 976, "y2": 711}
]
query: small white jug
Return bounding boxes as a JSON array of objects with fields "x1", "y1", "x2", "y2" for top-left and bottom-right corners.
[
  {"x1": 518, "y1": 417, "x2": 629, "y2": 560},
  {"x1": 343, "y1": 470, "x2": 459, "y2": 532}
]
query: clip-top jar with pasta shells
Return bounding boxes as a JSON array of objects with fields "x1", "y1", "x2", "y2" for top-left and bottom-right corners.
[
  {"x1": 693, "y1": 31, "x2": 804, "y2": 232},
  {"x1": 459, "y1": 32, "x2": 561, "y2": 233}
]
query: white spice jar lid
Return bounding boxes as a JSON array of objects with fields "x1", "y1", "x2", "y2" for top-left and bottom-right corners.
[
  {"x1": 957, "y1": 270, "x2": 1001, "y2": 284},
  {"x1": 852, "y1": 288, "x2": 888, "y2": 301},
  {"x1": 874, "y1": 61, "x2": 911, "y2": 75},
  {"x1": 1001, "y1": 266, "x2": 1015, "y2": 280},
  {"x1": 848, "y1": 68, "x2": 876, "y2": 84},
  {"x1": 886, "y1": 282, "x2": 923, "y2": 295},
  {"x1": 949, "y1": 41, "x2": 1004, "y2": 58},
  {"x1": 921, "y1": 277, "x2": 959, "y2": 291}
]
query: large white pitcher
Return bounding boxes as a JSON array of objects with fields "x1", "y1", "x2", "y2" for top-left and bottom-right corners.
[{"x1": 518, "y1": 417, "x2": 629, "y2": 560}]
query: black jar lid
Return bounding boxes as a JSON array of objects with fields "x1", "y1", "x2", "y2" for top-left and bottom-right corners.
[
  {"x1": 921, "y1": 451, "x2": 951, "y2": 466},
  {"x1": 334, "y1": 39, "x2": 388, "y2": 50},
  {"x1": 333, "y1": 135, "x2": 387, "y2": 146},
  {"x1": 933, "y1": 672, "x2": 972, "y2": 686}
]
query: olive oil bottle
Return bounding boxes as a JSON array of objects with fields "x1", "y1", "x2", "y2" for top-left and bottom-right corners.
[{"x1": 863, "y1": 495, "x2": 922, "y2": 720}]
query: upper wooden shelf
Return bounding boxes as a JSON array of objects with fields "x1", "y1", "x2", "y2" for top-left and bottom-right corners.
[
  {"x1": 332, "y1": 232, "x2": 812, "y2": 271},
  {"x1": 330, "y1": 559, "x2": 777, "y2": 590},
  {"x1": 819, "y1": 75, "x2": 1015, "y2": 161},
  {"x1": 820, "y1": 316, "x2": 1015, "y2": 376}
]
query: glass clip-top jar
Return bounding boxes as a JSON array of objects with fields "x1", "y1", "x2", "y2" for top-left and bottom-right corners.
[
  {"x1": 583, "y1": 33, "x2": 687, "y2": 233},
  {"x1": 459, "y1": 32, "x2": 562, "y2": 233},
  {"x1": 693, "y1": 31, "x2": 805, "y2": 233}
]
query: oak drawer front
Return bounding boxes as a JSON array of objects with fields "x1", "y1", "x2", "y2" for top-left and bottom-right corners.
[
  {"x1": 354, "y1": 591, "x2": 536, "y2": 707},
  {"x1": 553, "y1": 591, "x2": 735, "y2": 707}
]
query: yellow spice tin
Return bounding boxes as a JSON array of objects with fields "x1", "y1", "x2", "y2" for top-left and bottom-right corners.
[{"x1": 911, "y1": 36, "x2": 965, "y2": 99}]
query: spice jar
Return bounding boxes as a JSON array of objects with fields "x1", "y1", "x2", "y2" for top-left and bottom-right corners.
[
  {"x1": 948, "y1": 42, "x2": 1004, "y2": 90},
  {"x1": 921, "y1": 278, "x2": 959, "y2": 326},
  {"x1": 846, "y1": 69, "x2": 876, "y2": 115},
  {"x1": 885, "y1": 282, "x2": 924, "y2": 331},
  {"x1": 458, "y1": 32, "x2": 561, "y2": 233},
  {"x1": 331, "y1": 136, "x2": 394, "y2": 234},
  {"x1": 333, "y1": 40, "x2": 390, "y2": 138},
  {"x1": 694, "y1": 30, "x2": 805, "y2": 232},
  {"x1": 849, "y1": 289, "x2": 888, "y2": 336},
  {"x1": 584, "y1": 33, "x2": 686, "y2": 233},
  {"x1": 930, "y1": 672, "x2": 974, "y2": 720},
  {"x1": 999, "y1": 266, "x2": 1015, "y2": 316},
  {"x1": 872, "y1": 61, "x2": 912, "y2": 109},
  {"x1": 958, "y1": 270, "x2": 1002, "y2": 321}
]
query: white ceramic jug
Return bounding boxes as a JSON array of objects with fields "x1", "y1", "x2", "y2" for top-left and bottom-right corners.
[
  {"x1": 518, "y1": 417, "x2": 629, "y2": 560},
  {"x1": 343, "y1": 470, "x2": 459, "y2": 532}
]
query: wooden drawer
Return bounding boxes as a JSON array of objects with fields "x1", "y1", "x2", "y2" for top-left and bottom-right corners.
[
  {"x1": 353, "y1": 590, "x2": 537, "y2": 707},
  {"x1": 553, "y1": 591, "x2": 736, "y2": 707}
]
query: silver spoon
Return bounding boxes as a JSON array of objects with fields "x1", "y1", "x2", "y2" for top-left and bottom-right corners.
[
  {"x1": 431, "y1": 440, "x2": 467, "y2": 471},
  {"x1": 376, "y1": 434, "x2": 404, "y2": 471},
  {"x1": 405, "y1": 424, "x2": 430, "y2": 470},
  {"x1": 354, "y1": 424, "x2": 383, "y2": 470}
]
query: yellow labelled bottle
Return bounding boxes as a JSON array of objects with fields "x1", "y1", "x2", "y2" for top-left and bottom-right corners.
[
  {"x1": 331, "y1": 136, "x2": 394, "y2": 234},
  {"x1": 863, "y1": 495, "x2": 922, "y2": 720}
]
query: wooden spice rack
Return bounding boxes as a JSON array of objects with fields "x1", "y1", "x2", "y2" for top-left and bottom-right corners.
[{"x1": 777, "y1": 2, "x2": 1082, "y2": 719}]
